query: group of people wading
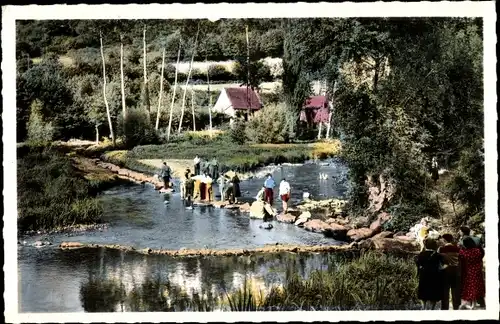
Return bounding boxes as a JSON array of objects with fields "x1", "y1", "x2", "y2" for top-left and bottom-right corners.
[
  {"x1": 158, "y1": 157, "x2": 292, "y2": 213},
  {"x1": 416, "y1": 226, "x2": 485, "y2": 310}
]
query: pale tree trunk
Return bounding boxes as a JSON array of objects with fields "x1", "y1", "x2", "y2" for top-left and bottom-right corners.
[
  {"x1": 191, "y1": 85, "x2": 196, "y2": 131},
  {"x1": 95, "y1": 124, "x2": 99, "y2": 145},
  {"x1": 325, "y1": 111, "x2": 333, "y2": 139},
  {"x1": 325, "y1": 80, "x2": 337, "y2": 139},
  {"x1": 120, "y1": 35, "x2": 127, "y2": 129},
  {"x1": 100, "y1": 31, "x2": 115, "y2": 146},
  {"x1": 167, "y1": 38, "x2": 182, "y2": 141},
  {"x1": 317, "y1": 122, "x2": 323, "y2": 140},
  {"x1": 177, "y1": 24, "x2": 200, "y2": 135},
  {"x1": 206, "y1": 58, "x2": 213, "y2": 138},
  {"x1": 143, "y1": 25, "x2": 150, "y2": 123},
  {"x1": 245, "y1": 24, "x2": 251, "y2": 117},
  {"x1": 155, "y1": 47, "x2": 166, "y2": 131}
]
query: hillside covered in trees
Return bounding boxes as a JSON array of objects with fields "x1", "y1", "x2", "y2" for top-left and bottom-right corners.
[{"x1": 16, "y1": 17, "x2": 484, "y2": 232}]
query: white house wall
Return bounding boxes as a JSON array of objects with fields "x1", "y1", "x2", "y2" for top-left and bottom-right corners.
[{"x1": 211, "y1": 89, "x2": 236, "y2": 118}]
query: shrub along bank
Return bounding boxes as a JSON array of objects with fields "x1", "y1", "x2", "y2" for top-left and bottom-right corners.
[{"x1": 17, "y1": 146, "x2": 106, "y2": 232}]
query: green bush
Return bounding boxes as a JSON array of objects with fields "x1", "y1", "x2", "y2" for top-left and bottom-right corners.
[
  {"x1": 122, "y1": 108, "x2": 158, "y2": 148},
  {"x1": 245, "y1": 103, "x2": 290, "y2": 144},
  {"x1": 27, "y1": 99, "x2": 55, "y2": 145},
  {"x1": 229, "y1": 120, "x2": 247, "y2": 145},
  {"x1": 17, "y1": 147, "x2": 103, "y2": 232}
]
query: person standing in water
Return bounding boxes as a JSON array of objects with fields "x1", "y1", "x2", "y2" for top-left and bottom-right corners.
[
  {"x1": 193, "y1": 155, "x2": 201, "y2": 176},
  {"x1": 211, "y1": 156, "x2": 219, "y2": 180},
  {"x1": 217, "y1": 175, "x2": 227, "y2": 201},
  {"x1": 231, "y1": 173, "x2": 241, "y2": 203},
  {"x1": 159, "y1": 162, "x2": 171, "y2": 189},
  {"x1": 263, "y1": 173, "x2": 276, "y2": 206},
  {"x1": 279, "y1": 178, "x2": 291, "y2": 214}
]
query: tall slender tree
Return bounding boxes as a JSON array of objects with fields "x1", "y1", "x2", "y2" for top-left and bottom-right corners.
[
  {"x1": 155, "y1": 47, "x2": 166, "y2": 131},
  {"x1": 99, "y1": 30, "x2": 115, "y2": 146},
  {"x1": 120, "y1": 34, "x2": 127, "y2": 129},
  {"x1": 167, "y1": 37, "x2": 182, "y2": 141}
]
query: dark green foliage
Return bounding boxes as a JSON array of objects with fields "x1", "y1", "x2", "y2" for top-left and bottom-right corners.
[
  {"x1": 122, "y1": 108, "x2": 158, "y2": 148},
  {"x1": 17, "y1": 147, "x2": 103, "y2": 232},
  {"x1": 229, "y1": 120, "x2": 247, "y2": 145},
  {"x1": 245, "y1": 103, "x2": 291, "y2": 144}
]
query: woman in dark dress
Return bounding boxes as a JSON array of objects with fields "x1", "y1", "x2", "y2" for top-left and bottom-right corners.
[
  {"x1": 415, "y1": 238, "x2": 445, "y2": 310},
  {"x1": 231, "y1": 174, "x2": 241, "y2": 202}
]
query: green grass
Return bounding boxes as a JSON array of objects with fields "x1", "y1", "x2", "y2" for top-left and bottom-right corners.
[
  {"x1": 17, "y1": 146, "x2": 104, "y2": 232},
  {"x1": 102, "y1": 136, "x2": 341, "y2": 174}
]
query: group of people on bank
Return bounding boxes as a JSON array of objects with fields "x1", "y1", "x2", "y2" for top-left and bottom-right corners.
[
  {"x1": 416, "y1": 226, "x2": 485, "y2": 310},
  {"x1": 158, "y1": 158, "x2": 293, "y2": 213}
]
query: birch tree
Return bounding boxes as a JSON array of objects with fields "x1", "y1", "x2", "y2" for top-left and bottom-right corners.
[
  {"x1": 142, "y1": 25, "x2": 151, "y2": 123},
  {"x1": 155, "y1": 47, "x2": 166, "y2": 131},
  {"x1": 120, "y1": 34, "x2": 127, "y2": 129},
  {"x1": 177, "y1": 23, "x2": 200, "y2": 134},
  {"x1": 206, "y1": 59, "x2": 213, "y2": 138},
  {"x1": 191, "y1": 85, "x2": 196, "y2": 131},
  {"x1": 167, "y1": 37, "x2": 182, "y2": 141},
  {"x1": 100, "y1": 30, "x2": 115, "y2": 146}
]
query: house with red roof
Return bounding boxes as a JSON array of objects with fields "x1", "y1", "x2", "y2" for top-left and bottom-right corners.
[
  {"x1": 300, "y1": 95, "x2": 331, "y2": 128},
  {"x1": 212, "y1": 87, "x2": 263, "y2": 121}
]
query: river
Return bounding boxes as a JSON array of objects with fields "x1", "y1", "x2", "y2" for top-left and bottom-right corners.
[{"x1": 18, "y1": 160, "x2": 352, "y2": 312}]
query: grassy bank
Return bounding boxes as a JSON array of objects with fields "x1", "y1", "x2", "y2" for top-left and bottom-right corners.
[
  {"x1": 226, "y1": 251, "x2": 418, "y2": 311},
  {"x1": 17, "y1": 146, "x2": 110, "y2": 233},
  {"x1": 101, "y1": 133, "x2": 341, "y2": 175}
]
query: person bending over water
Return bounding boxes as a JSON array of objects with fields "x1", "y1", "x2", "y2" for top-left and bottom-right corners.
[
  {"x1": 279, "y1": 178, "x2": 291, "y2": 213},
  {"x1": 416, "y1": 238, "x2": 445, "y2": 310},
  {"x1": 263, "y1": 174, "x2": 276, "y2": 205},
  {"x1": 256, "y1": 186, "x2": 266, "y2": 202}
]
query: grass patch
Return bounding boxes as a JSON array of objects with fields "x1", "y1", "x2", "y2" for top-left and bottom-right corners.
[
  {"x1": 17, "y1": 146, "x2": 104, "y2": 232},
  {"x1": 102, "y1": 138, "x2": 341, "y2": 174}
]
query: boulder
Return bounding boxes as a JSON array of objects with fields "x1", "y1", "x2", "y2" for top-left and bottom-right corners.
[
  {"x1": 303, "y1": 219, "x2": 331, "y2": 233},
  {"x1": 60, "y1": 242, "x2": 84, "y2": 248},
  {"x1": 325, "y1": 218, "x2": 337, "y2": 224},
  {"x1": 212, "y1": 201, "x2": 229, "y2": 208},
  {"x1": 324, "y1": 223, "x2": 349, "y2": 241},
  {"x1": 239, "y1": 203, "x2": 251, "y2": 213},
  {"x1": 276, "y1": 213, "x2": 296, "y2": 224},
  {"x1": 294, "y1": 217, "x2": 308, "y2": 226},
  {"x1": 294, "y1": 211, "x2": 312, "y2": 226},
  {"x1": 372, "y1": 231, "x2": 394, "y2": 239},
  {"x1": 371, "y1": 238, "x2": 420, "y2": 253},
  {"x1": 358, "y1": 239, "x2": 376, "y2": 250},
  {"x1": 347, "y1": 227, "x2": 376, "y2": 242},
  {"x1": 259, "y1": 222, "x2": 274, "y2": 230}
]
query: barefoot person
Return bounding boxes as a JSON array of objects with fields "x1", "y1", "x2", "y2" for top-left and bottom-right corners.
[
  {"x1": 159, "y1": 162, "x2": 171, "y2": 189},
  {"x1": 263, "y1": 173, "x2": 276, "y2": 206},
  {"x1": 279, "y1": 178, "x2": 291, "y2": 213}
]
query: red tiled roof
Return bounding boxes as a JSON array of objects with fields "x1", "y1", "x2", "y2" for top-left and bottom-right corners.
[
  {"x1": 225, "y1": 87, "x2": 262, "y2": 110},
  {"x1": 303, "y1": 95, "x2": 328, "y2": 109}
]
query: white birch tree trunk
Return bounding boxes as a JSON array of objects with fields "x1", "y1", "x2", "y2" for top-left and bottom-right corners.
[
  {"x1": 167, "y1": 38, "x2": 182, "y2": 141},
  {"x1": 317, "y1": 122, "x2": 323, "y2": 140},
  {"x1": 206, "y1": 57, "x2": 213, "y2": 138},
  {"x1": 143, "y1": 25, "x2": 150, "y2": 123},
  {"x1": 177, "y1": 24, "x2": 200, "y2": 135},
  {"x1": 191, "y1": 85, "x2": 196, "y2": 131},
  {"x1": 155, "y1": 47, "x2": 166, "y2": 131},
  {"x1": 120, "y1": 35, "x2": 127, "y2": 130},
  {"x1": 95, "y1": 124, "x2": 99, "y2": 145},
  {"x1": 100, "y1": 31, "x2": 115, "y2": 146}
]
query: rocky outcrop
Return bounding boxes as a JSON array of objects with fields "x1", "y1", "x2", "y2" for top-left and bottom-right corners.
[
  {"x1": 324, "y1": 223, "x2": 349, "y2": 241},
  {"x1": 296, "y1": 198, "x2": 347, "y2": 215},
  {"x1": 347, "y1": 227, "x2": 376, "y2": 242},
  {"x1": 276, "y1": 213, "x2": 296, "y2": 224},
  {"x1": 294, "y1": 211, "x2": 312, "y2": 226},
  {"x1": 366, "y1": 173, "x2": 395, "y2": 214},
  {"x1": 372, "y1": 231, "x2": 394, "y2": 239},
  {"x1": 303, "y1": 219, "x2": 331, "y2": 233},
  {"x1": 369, "y1": 237, "x2": 420, "y2": 253}
]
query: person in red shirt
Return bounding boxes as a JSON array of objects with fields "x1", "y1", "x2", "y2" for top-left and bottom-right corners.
[
  {"x1": 438, "y1": 234, "x2": 461, "y2": 310},
  {"x1": 459, "y1": 236, "x2": 485, "y2": 309}
]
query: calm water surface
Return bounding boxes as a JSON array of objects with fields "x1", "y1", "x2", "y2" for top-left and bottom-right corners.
[{"x1": 18, "y1": 162, "x2": 352, "y2": 312}]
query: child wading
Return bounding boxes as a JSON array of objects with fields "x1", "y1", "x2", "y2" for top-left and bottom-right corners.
[
  {"x1": 263, "y1": 174, "x2": 276, "y2": 205},
  {"x1": 416, "y1": 238, "x2": 445, "y2": 310},
  {"x1": 279, "y1": 178, "x2": 291, "y2": 213}
]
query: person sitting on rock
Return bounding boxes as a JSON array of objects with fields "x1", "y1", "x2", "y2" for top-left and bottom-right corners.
[
  {"x1": 159, "y1": 161, "x2": 171, "y2": 189},
  {"x1": 255, "y1": 186, "x2": 266, "y2": 202},
  {"x1": 279, "y1": 178, "x2": 291, "y2": 214}
]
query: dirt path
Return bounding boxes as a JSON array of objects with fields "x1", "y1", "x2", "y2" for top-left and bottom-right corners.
[{"x1": 138, "y1": 159, "x2": 193, "y2": 178}]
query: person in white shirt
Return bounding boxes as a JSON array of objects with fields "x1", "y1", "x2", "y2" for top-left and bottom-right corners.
[
  {"x1": 193, "y1": 155, "x2": 201, "y2": 175},
  {"x1": 279, "y1": 178, "x2": 291, "y2": 213}
]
